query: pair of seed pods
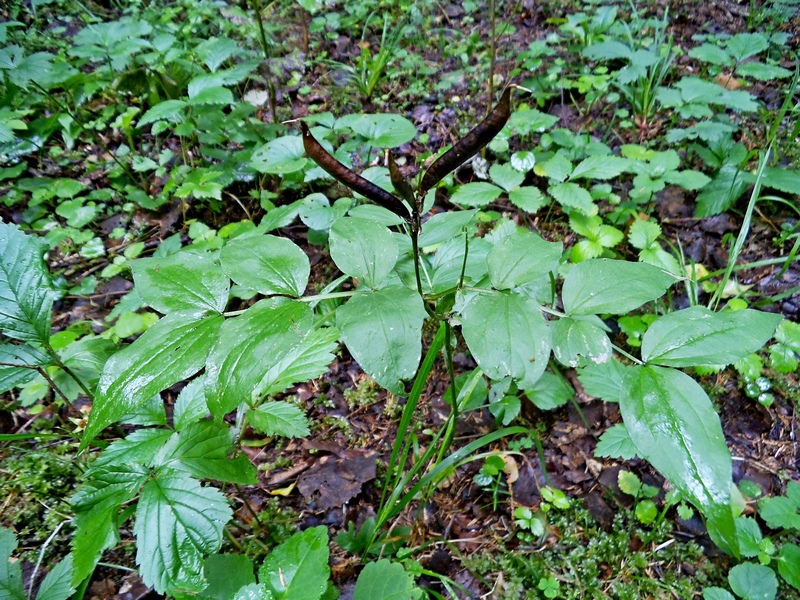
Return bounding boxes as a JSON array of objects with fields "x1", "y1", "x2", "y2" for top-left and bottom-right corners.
[{"x1": 300, "y1": 86, "x2": 512, "y2": 222}]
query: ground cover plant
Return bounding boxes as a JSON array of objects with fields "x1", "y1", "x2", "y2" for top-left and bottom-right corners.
[{"x1": 1, "y1": 0, "x2": 799, "y2": 598}]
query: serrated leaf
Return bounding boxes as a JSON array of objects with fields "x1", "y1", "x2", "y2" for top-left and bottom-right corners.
[
  {"x1": 735, "y1": 517, "x2": 763, "y2": 558},
  {"x1": 509, "y1": 186, "x2": 548, "y2": 213},
  {"x1": 775, "y1": 320, "x2": 800, "y2": 353},
  {"x1": 450, "y1": 182, "x2": 503, "y2": 207},
  {"x1": 696, "y1": 164, "x2": 752, "y2": 217},
  {"x1": 759, "y1": 488, "x2": 800, "y2": 530},
  {"x1": 353, "y1": 559, "x2": 422, "y2": 600},
  {"x1": 487, "y1": 231, "x2": 562, "y2": 290},
  {"x1": 34, "y1": 554, "x2": 75, "y2": 600},
  {"x1": 537, "y1": 153, "x2": 572, "y2": 182},
  {"x1": 524, "y1": 371, "x2": 572, "y2": 411},
  {"x1": 689, "y1": 44, "x2": 732, "y2": 66},
  {"x1": 187, "y1": 85, "x2": 234, "y2": 105},
  {"x1": 259, "y1": 526, "x2": 329, "y2": 600},
  {"x1": 153, "y1": 420, "x2": 256, "y2": 484},
  {"x1": 583, "y1": 41, "x2": 634, "y2": 61},
  {"x1": 336, "y1": 286, "x2": 426, "y2": 395},
  {"x1": 330, "y1": 217, "x2": 398, "y2": 289},
  {"x1": 725, "y1": 33, "x2": 769, "y2": 62},
  {"x1": 763, "y1": 167, "x2": 800, "y2": 195},
  {"x1": 550, "y1": 315, "x2": 612, "y2": 368},
  {"x1": 595, "y1": 423, "x2": 638, "y2": 459},
  {"x1": 736, "y1": 62, "x2": 791, "y2": 81},
  {"x1": 664, "y1": 169, "x2": 711, "y2": 190},
  {"x1": 628, "y1": 219, "x2": 661, "y2": 250},
  {"x1": 621, "y1": 365, "x2": 738, "y2": 556},
  {"x1": 728, "y1": 563, "x2": 777, "y2": 600},
  {"x1": 84, "y1": 311, "x2": 223, "y2": 445},
  {"x1": 89, "y1": 429, "x2": 173, "y2": 471},
  {"x1": 562, "y1": 259, "x2": 675, "y2": 316},
  {"x1": 510, "y1": 151, "x2": 536, "y2": 172},
  {"x1": 0, "y1": 221, "x2": 55, "y2": 345},
  {"x1": 256, "y1": 327, "x2": 338, "y2": 396},
  {"x1": 221, "y1": 235, "x2": 309, "y2": 297},
  {"x1": 0, "y1": 527, "x2": 25, "y2": 600},
  {"x1": 135, "y1": 469, "x2": 232, "y2": 595},
  {"x1": 548, "y1": 182, "x2": 596, "y2": 215},
  {"x1": 232, "y1": 583, "x2": 272, "y2": 600},
  {"x1": 0, "y1": 343, "x2": 50, "y2": 393},
  {"x1": 138, "y1": 100, "x2": 187, "y2": 127},
  {"x1": 641, "y1": 307, "x2": 782, "y2": 368},
  {"x1": 131, "y1": 253, "x2": 229, "y2": 315},
  {"x1": 461, "y1": 290, "x2": 550, "y2": 388},
  {"x1": 248, "y1": 401, "x2": 310, "y2": 438},
  {"x1": 577, "y1": 359, "x2": 630, "y2": 402},
  {"x1": 489, "y1": 163, "x2": 525, "y2": 192},
  {"x1": 174, "y1": 377, "x2": 209, "y2": 431},
  {"x1": 206, "y1": 298, "x2": 312, "y2": 418},
  {"x1": 569, "y1": 155, "x2": 630, "y2": 181}
]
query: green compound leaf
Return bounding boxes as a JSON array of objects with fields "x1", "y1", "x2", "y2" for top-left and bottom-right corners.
[
  {"x1": 562, "y1": 259, "x2": 675, "y2": 316},
  {"x1": 509, "y1": 186, "x2": 548, "y2": 213},
  {"x1": 0, "y1": 526, "x2": 25, "y2": 600},
  {"x1": 728, "y1": 563, "x2": 777, "y2": 600},
  {"x1": 595, "y1": 423, "x2": 638, "y2": 460},
  {"x1": 621, "y1": 365, "x2": 738, "y2": 556},
  {"x1": 135, "y1": 469, "x2": 232, "y2": 596},
  {"x1": 131, "y1": 252, "x2": 230, "y2": 315},
  {"x1": 259, "y1": 526, "x2": 329, "y2": 600},
  {"x1": 641, "y1": 307, "x2": 782, "y2": 368},
  {"x1": 336, "y1": 285, "x2": 427, "y2": 395},
  {"x1": 153, "y1": 420, "x2": 257, "y2": 484},
  {"x1": 353, "y1": 559, "x2": 422, "y2": 600},
  {"x1": 0, "y1": 221, "x2": 55, "y2": 345},
  {"x1": 248, "y1": 401, "x2": 310, "y2": 438},
  {"x1": 461, "y1": 290, "x2": 550, "y2": 389},
  {"x1": 84, "y1": 311, "x2": 223, "y2": 446},
  {"x1": 418, "y1": 210, "x2": 477, "y2": 248},
  {"x1": 206, "y1": 298, "x2": 312, "y2": 418},
  {"x1": 487, "y1": 231, "x2": 562, "y2": 290},
  {"x1": 489, "y1": 163, "x2": 525, "y2": 192},
  {"x1": 220, "y1": 235, "x2": 310, "y2": 297},
  {"x1": 330, "y1": 217, "x2": 398, "y2": 289}
]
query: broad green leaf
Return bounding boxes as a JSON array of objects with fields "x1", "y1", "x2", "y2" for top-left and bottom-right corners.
[
  {"x1": 0, "y1": 221, "x2": 55, "y2": 344},
  {"x1": 510, "y1": 151, "x2": 536, "y2": 172},
  {"x1": 418, "y1": 210, "x2": 477, "y2": 248},
  {"x1": 135, "y1": 469, "x2": 232, "y2": 595},
  {"x1": 298, "y1": 193, "x2": 349, "y2": 232},
  {"x1": 507, "y1": 109, "x2": 559, "y2": 136},
  {"x1": 562, "y1": 259, "x2": 675, "y2": 316},
  {"x1": 696, "y1": 165, "x2": 753, "y2": 217},
  {"x1": 774, "y1": 319, "x2": 800, "y2": 353},
  {"x1": 251, "y1": 136, "x2": 307, "y2": 175},
  {"x1": 595, "y1": 423, "x2": 638, "y2": 459},
  {"x1": 509, "y1": 186, "x2": 548, "y2": 213},
  {"x1": 450, "y1": 182, "x2": 503, "y2": 207},
  {"x1": 569, "y1": 155, "x2": 630, "y2": 181},
  {"x1": 138, "y1": 100, "x2": 187, "y2": 126},
  {"x1": 489, "y1": 163, "x2": 525, "y2": 192},
  {"x1": 330, "y1": 217, "x2": 398, "y2": 289},
  {"x1": 735, "y1": 517, "x2": 762, "y2": 558},
  {"x1": 255, "y1": 327, "x2": 339, "y2": 396},
  {"x1": 353, "y1": 559, "x2": 422, "y2": 600},
  {"x1": 186, "y1": 61, "x2": 259, "y2": 97},
  {"x1": 641, "y1": 307, "x2": 782, "y2": 368},
  {"x1": 342, "y1": 113, "x2": 417, "y2": 147},
  {"x1": 621, "y1": 365, "x2": 738, "y2": 556},
  {"x1": 689, "y1": 44, "x2": 732, "y2": 66},
  {"x1": 550, "y1": 316, "x2": 612, "y2": 368},
  {"x1": 763, "y1": 167, "x2": 800, "y2": 195},
  {"x1": 0, "y1": 343, "x2": 50, "y2": 393},
  {"x1": 461, "y1": 290, "x2": 550, "y2": 388},
  {"x1": 131, "y1": 253, "x2": 229, "y2": 315},
  {"x1": 337, "y1": 286, "x2": 426, "y2": 394},
  {"x1": 736, "y1": 62, "x2": 791, "y2": 80},
  {"x1": 153, "y1": 420, "x2": 257, "y2": 484},
  {"x1": 583, "y1": 41, "x2": 634, "y2": 61},
  {"x1": 577, "y1": 359, "x2": 630, "y2": 403},
  {"x1": 628, "y1": 218, "x2": 661, "y2": 250},
  {"x1": 548, "y1": 182, "x2": 596, "y2": 215},
  {"x1": 173, "y1": 377, "x2": 209, "y2": 431},
  {"x1": 0, "y1": 527, "x2": 25, "y2": 600},
  {"x1": 200, "y1": 554, "x2": 256, "y2": 600},
  {"x1": 728, "y1": 563, "x2": 777, "y2": 600},
  {"x1": 89, "y1": 428, "x2": 173, "y2": 471},
  {"x1": 248, "y1": 401, "x2": 310, "y2": 438},
  {"x1": 725, "y1": 33, "x2": 769, "y2": 62},
  {"x1": 35, "y1": 554, "x2": 74, "y2": 600},
  {"x1": 428, "y1": 236, "x2": 491, "y2": 294},
  {"x1": 524, "y1": 371, "x2": 572, "y2": 411},
  {"x1": 187, "y1": 86, "x2": 234, "y2": 105},
  {"x1": 778, "y1": 544, "x2": 800, "y2": 590},
  {"x1": 536, "y1": 153, "x2": 572, "y2": 182},
  {"x1": 221, "y1": 235, "x2": 309, "y2": 297},
  {"x1": 84, "y1": 311, "x2": 223, "y2": 445},
  {"x1": 487, "y1": 231, "x2": 562, "y2": 290},
  {"x1": 206, "y1": 298, "x2": 312, "y2": 418},
  {"x1": 664, "y1": 169, "x2": 711, "y2": 190},
  {"x1": 259, "y1": 526, "x2": 329, "y2": 600}
]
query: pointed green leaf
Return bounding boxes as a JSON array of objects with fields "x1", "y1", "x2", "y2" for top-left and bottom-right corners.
[
  {"x1": 621, "y1": 365, "x2": 738, "y2": 556},
  {"x1": 174, "y1": 377, "x2": 209, "y2": 431},
  {"x1": 34, "y1": 554, "x2": 74, "y2": 600},
  {"x1": 248, "y1": 401, "x2": 310, "y2": 438},
  {"x1": 137, "y1": 99, "x2": 187, "y2": 127},
  {"x1": 259, "y1": 526, "x2": 329, "y2": 600},
  {"x1": 131, "y1": 253, "x2": 229, "y2": 315},
  {"x1": 353, "y1": 559, "x2": 422, "y2": 600},
  {"x1": 758, "y1": 483, "x2": 800, "y2": 530},
  {"x1": 641, "y1": 307, "x2": 782, "y2": 368},
  {"x1": 696, "y1": 165, "x2": 752, "y2": 218},
  {"x1": 0, "y1": 221, "x2": 55, "y2": 344},
  {"x1": 577, "y1": 359, "x2": 630, "y2": 403},
  {"x1": 336, "y1": 285, "x2": 426, "y2": 395},
  {"x1": 489, "y1": 163, "x2": 525, "y2": 192},
  {"x1": 487, "y1": 231, "x2": 562, "y2": 290},
  {"x1": 84, "y1": 311, "x2": 223, "y2": 445},
  {"x1": 569, "y1": 155, "x2": 630, "y2": 181},
  {"x1": 450, "y1": 182, "x2": 503, "y2": 207},
  {"x1": 255, "y1": 327, "x2": 339, "y2": 396},
  {"x1": 206, "y1": 298, "x2": 312, "y2": 417},
  {"x1": 153, "y1": 420, "x2": 257, "y2": 484},
  {"x1": 343, "y1": 113, "x2": 417, "y2": 148},
  {"x1": 135, "y1": 469, "x2": 232, "y2": 595},
  {"x1": 0, "y1": 527, "x2": 25, "y2": 600},
  {"x1": 232, "y1": 583, "x2": 272, "y2": 600},
  {"x1": 550, "y1": 316, "x2": 612, "y2": 368},
  {"x1": 251, "y1": 136, "x2": 307, "y2": 175},
  {"x1": 562, "y1": 259, "x2": 675, "y2": 316},
  {"x1": 89, "y1": 429, "x2": 173, "y2": 471},
  {"x1": 0, "y1": 343, "x2": 50, "y2": 393},
  {"x1": 220, "y1": 235, "x2": 309, "y2": 297},
  {"x1": 461, "y1": 290, "x2": 550, "y2": 388},
  {"x1": 508, "y1": 186, "x2": 548, "y2": 213},
  {"x1": 418, "y1": 210, "x2": 477, "y2": 248},
  {"x1": 330, "y1": 217, "x2": 398, "y2": 289},
  {"x1": 548, "y1": 182, "x2": 596, "y2": 215}
]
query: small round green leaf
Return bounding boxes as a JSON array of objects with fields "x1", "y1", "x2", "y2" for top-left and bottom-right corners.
[{"x1": 728, "y1": 563, "x2": 777, "y2": 600}]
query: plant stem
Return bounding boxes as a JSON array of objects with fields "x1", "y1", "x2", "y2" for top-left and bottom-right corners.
[{"x1": 250, "y1": 0, "x2": 278, "y2": 123}]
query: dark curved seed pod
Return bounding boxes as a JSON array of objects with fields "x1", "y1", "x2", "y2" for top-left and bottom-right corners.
[
  {"x1": 300, "y1": 121, "x2": 410, "y2": 220},
  {"x1": 386, "y1": 150, "x2": 415, "y2": 204},
  {"x1": 419, "y1": 86, "x2": 512, "y2": 194}
]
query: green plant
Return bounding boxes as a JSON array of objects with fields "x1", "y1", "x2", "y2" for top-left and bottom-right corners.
[{"x1": 473, "y1": 453, "x2": 510, "y2": 511}]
